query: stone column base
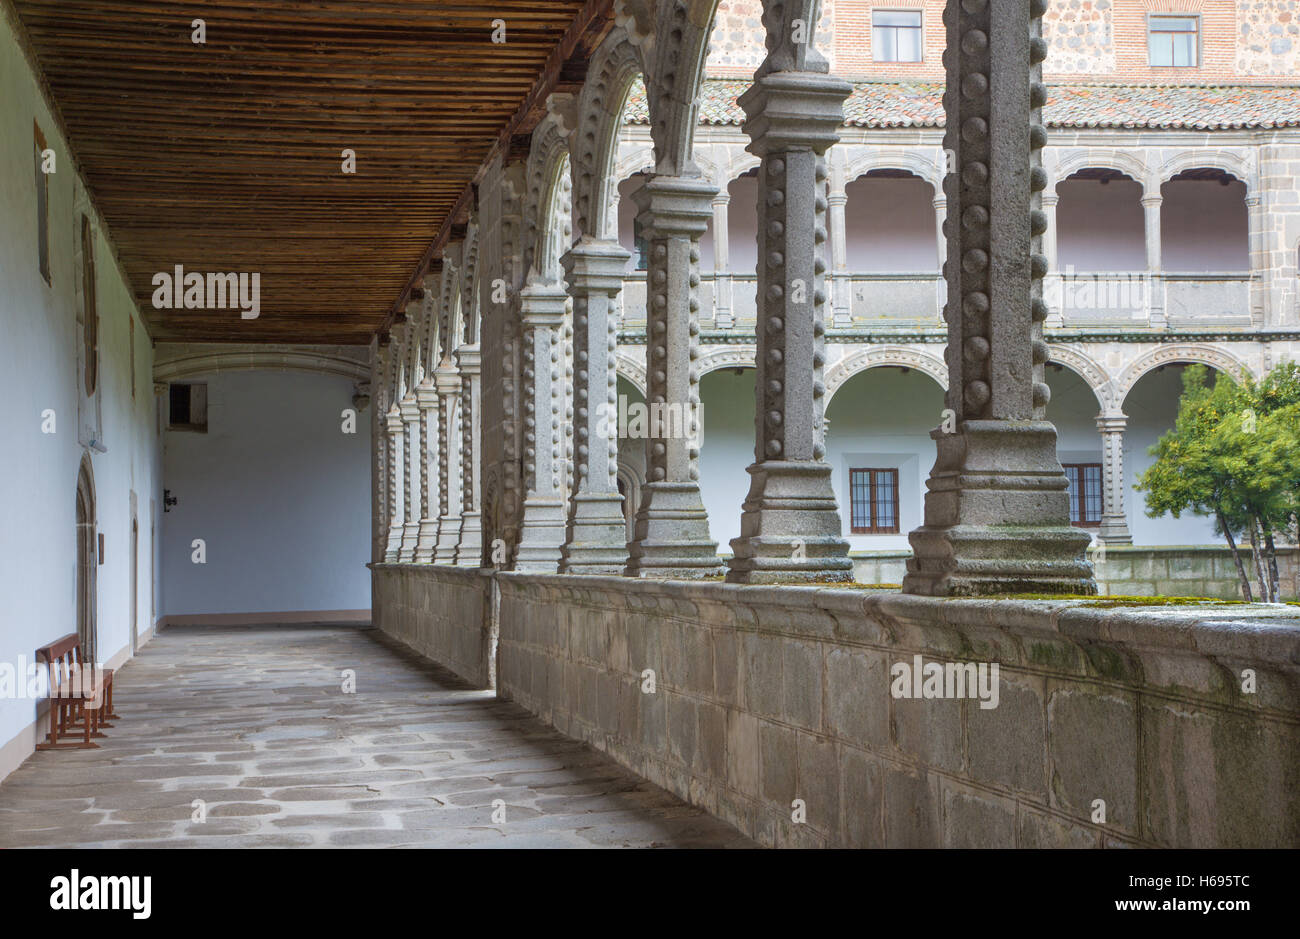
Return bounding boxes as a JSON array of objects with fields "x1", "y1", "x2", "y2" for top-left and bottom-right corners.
[
  {"x1": 1098, "y1": 519, "x2": 1133, "y2": 545},
  {"x1": 383, "y1": 530, "x2": 402, "y2": 564},
  {"x1": 398, "y1": 523, "x2": 420, "y2": 562},
  {"x1": 726, "y1": 462, "x2": 853, "y2": 584},
  {"x1": 561, "y1": 493, "x2": 630, "y2": 574},
  {"x1": 455, "y1": 512, "x2": 483, "y2": 567},
  {"x1": 414, "y1": 520, "x2": 439, "y2": 563},
  {"x1": 627, "y1": 482, "x2": 723, "y2": 579},
  {"x1": 435, "y1": 517, "x2": 463, "y2": 565},
  {"x1": 515, "y1": 498, "x2": 566, "y2": 571},
  {"x1": 904, "y1": 421, "x2": 1096, "y2": 597}
]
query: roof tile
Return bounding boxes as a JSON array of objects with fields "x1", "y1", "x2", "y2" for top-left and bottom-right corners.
[{"x1": 622, "y1": 78, "x2": 1300, "y2": 130}]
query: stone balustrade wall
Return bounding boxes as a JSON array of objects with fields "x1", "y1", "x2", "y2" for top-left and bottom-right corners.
[{"x1": 373, "y1": 565, "x2": 1300, "y2": 848}]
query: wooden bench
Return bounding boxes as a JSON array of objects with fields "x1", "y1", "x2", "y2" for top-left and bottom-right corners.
[{"x1": 34, "y1": 634, "x2": 118, "y2": 750}]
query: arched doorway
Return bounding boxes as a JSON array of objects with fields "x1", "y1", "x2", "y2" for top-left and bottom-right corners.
[{"x1": 75, "y1": 454, "x2": 97, "y2": 664}]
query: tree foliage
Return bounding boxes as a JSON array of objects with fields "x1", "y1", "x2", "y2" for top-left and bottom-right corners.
[{"x1": 1135, "y1": 363, "x2": 1300, "y2": 602}]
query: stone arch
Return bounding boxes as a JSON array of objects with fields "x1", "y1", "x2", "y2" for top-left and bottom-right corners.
[
  {"x1": 616, "y1": 462, "x2": 643, "y2": 541},
  {"x1": 1051, "y1": 149, "x2": 1151, "y2": 194},
  {"x1": 574, "y1": 27, "x2": 644, "y2": 241},
  {"x1": 435, "y1": 249, "x2": 461, "y2": 367},
  {"x1": 844, "y1": 151, "x2": 945, "y2": 191},
  {"x1": 75, "y1": 452, "x2": 98, "y2": 665},
  {"x1": 153, "y1": 347, "x2": 370, "y2": 385},
  {"x1": 616, "y1": 352, "x2": 647, "y2": 396},
  {"x1": 1043, "y1": 344, "x2": 1113, "y2": 411},
  {"x1": 722, "y1": 152, "x2": 761, "y2": 187},
  {"x1": 823, "y1": 346, "x2": 949, "y2": 407},
  {"x1": 1156, "y1": 150, "x2": 1256, "y2": 194},
  {"x1": 523, "y1": 116, "x2": 574, "y2": 285},
  {"x1": 697, "y1": 346, "x2": 757, "y2": 376},
  {"x1": 642, "y1": 0, "x2": 720, "y2": 178},
  {"x1": 460, "y1": 218, "x2": 481, "y2": 346},
  {"x1": 1117, "y1": 344, "x2": 1254, "y2": 404},
  {"x1": 614, "y1": 146, "x2": 656, "y2": 185}
]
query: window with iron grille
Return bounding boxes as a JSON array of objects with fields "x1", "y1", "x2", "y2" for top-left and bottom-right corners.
[
  {"x1": 872, "y1": 10, "x2": 923, "y2": 63},
  {"x1": 1064, "y1": 463, "x2": 1103, "y2": 527},
  {"x1": 850, "y1": 468, "x2": 900, "y2": 534},
  {"x1": 1148, "y1": 15, "x2": 1199, "y2": 67}
]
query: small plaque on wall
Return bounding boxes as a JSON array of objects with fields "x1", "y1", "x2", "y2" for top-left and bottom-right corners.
[{"x1": 98, "y1": 532, "x2": 105, "y2": 565}]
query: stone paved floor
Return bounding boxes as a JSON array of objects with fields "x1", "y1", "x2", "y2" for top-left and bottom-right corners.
[{"x1": 0, "y1": 625, "x2": 753, "y2": 848}]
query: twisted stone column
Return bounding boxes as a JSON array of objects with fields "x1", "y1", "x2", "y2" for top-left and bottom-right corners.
[
  {"x1": 903, "y1": 0, "x2": 1094, "y2": 596},
  {"x1": 626, "y1": 175, "x2": 723, "y2": 578},
  {"x1": 726, "y1": 67, "x2": 853, "y2": 584},
  {"x1": 561, "y1": 239, "x2": 631, "y2": 573},
  {"x1": 414, "y1": 377, "x2": 439, "y2": 562},
  {"x1": 514, "y1": 281, "x2": 568, "y2": 571},
  {"x1": 383, "y1": 403, "x2": 405, "y2": 562},
  {"x1": 1097, "y1": 411, "x2": 1133, "y2": 545},
  {"x1": 398, "y1": 393, "x2": 420, "y2": 561},
  {"x1": 434, "y1": 363, "x2": 463, "y2": 564},
  {"x1": 455, "y1": 345, "x2": 483, "y2": 566}
]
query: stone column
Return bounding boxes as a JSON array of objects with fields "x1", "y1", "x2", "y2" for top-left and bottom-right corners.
[
  {"x1": 383, "y1": 403, "x2": 405, "y2": 562},
  {"x1": 434, "y1": 362, "x2": 464, "y2": 563},
  {"x1": 626, "y1": 175, "x2": 723, "y2": 578},
  {"x1": 1246, "y1": 193, "x2": 1267, "y2": 327},
  {"x1": 561, "y1": 239, "x2": 632, "y2": 572},
  {"x1": 371, "y1": 341, "x2": 388, "y2": 565},
  {"x1": 1142, "y1": 193, "x2": 1165, "y2": 326},
  {"x1": 1040, "y1": 191, "x2": 1062, "y2": 325},
  {"x1": 414, "y1": 377, "x2": 440, "y2": 562},
  {"x1": 514, "y1": 281, "x2": 569, "y2": 570},
  {"x1": 828, "y1": 187, "x2": 851, "y2": 327},
  {"x1": 1096, "y1": 411, "x2": 1133, "y2": 545},
  {"x1": 933, "y1": 193, "x2": 949, "y2": 319},
  {"x1": 903, "y1": 0, "x2": 1094, "y2": 597},
  {"x1": 398, "y1": 393, "x2": 421, "y2": 561},
  {"x1": 711, "y1": 193, "x2": 734, "y2": 329},
  {"x1": 455, "y1": 345, "x2": 483, "y2": 566},
  {"x1": 726, "y1": 60, "x2": 854, "y2": 583}
]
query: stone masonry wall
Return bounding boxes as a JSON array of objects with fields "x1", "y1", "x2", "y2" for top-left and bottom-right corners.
[
  {"x1": 375, "y1": 565, "x2": 1300, "y2": 848},
  {"x1": 372, "y1": 564, "x2": 493, "y2": 688},
  {"x1": 705, "y1": 0, "x2": 1300, "y2": 80}
]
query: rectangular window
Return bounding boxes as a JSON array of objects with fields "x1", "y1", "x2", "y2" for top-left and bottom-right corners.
[
  {"x1": 34, "y1": 122, "x2": 50, "y2": 284},
  {"x1": 850, "y1": 468, "x2": 900, "y2": 534},
  {"x1": 872, "y1": 9, "x2": 923, "y2": 63},
  {"x1": 1064, "y1": 463, "x2": 1103, "y2": 527},
  {"x1": 167, "y1": 382, "x2": 208, "y2": 433},
  {"x1": 1148, "y1": 15, "x2": 1198, "y2": 67}
]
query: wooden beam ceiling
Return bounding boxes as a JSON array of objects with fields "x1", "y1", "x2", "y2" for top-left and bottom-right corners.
[{"x1": 11, "y1": 0, "x2": 608, "y2": 344}]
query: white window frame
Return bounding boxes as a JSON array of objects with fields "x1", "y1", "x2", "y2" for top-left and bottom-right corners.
[
  {"x1": 872, "y1": 8, "x2": 924, "y2": 64},
  {"x1": 1147, "y1": 13, "x2": 1201, "y2": 68}
]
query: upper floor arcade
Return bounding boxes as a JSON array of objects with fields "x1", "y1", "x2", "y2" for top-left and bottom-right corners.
[{"x1": 611, "y1": 112, "x2": 1300, "y2": 333}]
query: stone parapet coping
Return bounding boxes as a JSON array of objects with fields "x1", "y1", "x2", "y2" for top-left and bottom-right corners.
[{"x1": 376, "y1": 564, "x2": 1300, "y2": 671}]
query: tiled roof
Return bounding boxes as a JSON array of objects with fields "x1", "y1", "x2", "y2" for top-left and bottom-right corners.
[{"x1": 622, "y1": 78, "x2": 1300, "y2": 130}]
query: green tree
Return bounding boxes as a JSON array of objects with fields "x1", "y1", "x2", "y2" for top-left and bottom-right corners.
[{"x1": 1135, "y1": 363, "x2": 1300, "y2": 602}]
